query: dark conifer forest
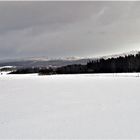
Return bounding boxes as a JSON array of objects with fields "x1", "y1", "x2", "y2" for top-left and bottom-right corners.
[
  {"x1": 39, "y1": 52, "x2": 140, "y2": 75},
  {"x1": 86, "y1": 53, "x2": 140, "y2": 73}
]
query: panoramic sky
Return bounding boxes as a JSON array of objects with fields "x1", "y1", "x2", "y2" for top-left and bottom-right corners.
[{"x1": 0, "y1": 1, "x2": 140, "y2": 60}]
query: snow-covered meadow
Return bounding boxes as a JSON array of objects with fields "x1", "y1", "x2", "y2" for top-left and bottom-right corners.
[{"x1": 0, "y1": 73, "x2": 140, "y2": 139}]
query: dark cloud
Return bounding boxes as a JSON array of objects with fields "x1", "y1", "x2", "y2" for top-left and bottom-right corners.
[{"x1": 0, "y1": 1, "x2": 140, "y2": 60}]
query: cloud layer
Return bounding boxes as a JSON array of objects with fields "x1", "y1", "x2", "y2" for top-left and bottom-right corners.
[{"x1": 0, "y1": 1, "x2": 140, "y2": 59}]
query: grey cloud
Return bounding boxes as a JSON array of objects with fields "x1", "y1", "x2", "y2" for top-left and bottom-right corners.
[{"x1": 0, "y1": 1, "x2": 140, "y2": 60}]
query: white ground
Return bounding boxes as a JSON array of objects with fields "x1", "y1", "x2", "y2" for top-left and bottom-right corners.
[{"x1": 0, "y1": 73, "x2": 140, "y2": 139}]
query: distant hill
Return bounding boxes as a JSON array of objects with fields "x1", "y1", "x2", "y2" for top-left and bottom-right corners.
[
  {"x1": 0, "y1": 58, "x2": 91, "y2": 68},
  {"x1": 0, "y1": 50, "x2": 139, "y2": 68}
]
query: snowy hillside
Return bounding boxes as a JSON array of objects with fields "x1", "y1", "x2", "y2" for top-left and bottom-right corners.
[
  {"x1": 101, "y1": 50, "x2": 140, "y2": 59},
  {"x1": 0, "y1": 74, "x2": 140, "y2": 138}
]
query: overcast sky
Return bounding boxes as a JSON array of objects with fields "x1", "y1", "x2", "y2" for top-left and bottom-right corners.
[{"x1": 0, "y1": 1, "x2": 140, "y2": 60}]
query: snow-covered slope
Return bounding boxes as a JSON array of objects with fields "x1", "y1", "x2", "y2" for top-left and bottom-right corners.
[
  {"x1": 102, "y1": 50, "x2": 140, "y2": 59},
  {"x1": 0, "y1": 74, "x2": 140, "y2": 139}
]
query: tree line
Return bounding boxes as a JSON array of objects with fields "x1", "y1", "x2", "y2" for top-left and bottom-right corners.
[{"x1": 10, "y1": 52, "x2": 140, "y2": 75}]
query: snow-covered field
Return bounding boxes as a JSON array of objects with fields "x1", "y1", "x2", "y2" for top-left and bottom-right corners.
[{"x1": 0, "y1": 73, "x2": 140, "y2": 139}]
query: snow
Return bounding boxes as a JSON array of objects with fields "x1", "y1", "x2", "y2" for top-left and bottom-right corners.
[
  {"x1": 0, "y1": 73, "x2": 140, "y2": 139},
  {"x1": 0, "y1": 66, "x2": 15, "y2": 69}
]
